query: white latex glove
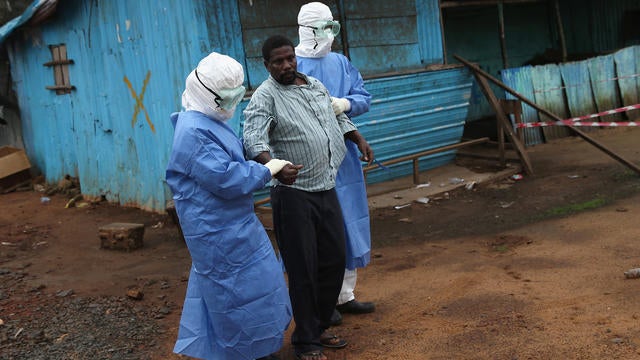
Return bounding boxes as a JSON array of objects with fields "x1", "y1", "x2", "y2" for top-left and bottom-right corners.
[
  {"x1": 331, "y1": 97, "x2": 351, "y2": 115},
  {"x1": 264, "y1": 159, "x2": 292, "y2": 176}
]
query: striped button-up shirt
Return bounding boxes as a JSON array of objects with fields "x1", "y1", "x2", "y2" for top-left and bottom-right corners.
[{"x1": 243, "y1": 73, "x2": 357, "y2": 192}]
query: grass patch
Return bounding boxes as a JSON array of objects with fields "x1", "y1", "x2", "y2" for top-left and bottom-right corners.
[
  {"x1": 544, "y1": 197, "x2": 607, "y2": 217},
  {"x1": 493, "y1": 244, "x2": 509, "y2": 253},
  {"x1": 612, "y1": 170, "x2": 639, "y2": 181}
]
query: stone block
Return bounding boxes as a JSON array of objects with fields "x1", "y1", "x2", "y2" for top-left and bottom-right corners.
[{"x1": 98, "y1": 223, "x2": 144, "y2": 251}]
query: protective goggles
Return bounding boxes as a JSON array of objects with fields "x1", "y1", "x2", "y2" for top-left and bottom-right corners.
[
  {"x1": 195, "y1": 69, "x2": 246, "y2": 110},
  {"x1": 300, "y1": 20, "x2": 341, "y2": 38}
]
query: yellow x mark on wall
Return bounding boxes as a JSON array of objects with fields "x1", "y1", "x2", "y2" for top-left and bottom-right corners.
[{"x1": 124, "y1": 70, "x2": 156, "y2": 133}]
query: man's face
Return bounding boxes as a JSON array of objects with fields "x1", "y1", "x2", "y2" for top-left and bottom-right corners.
[{"x1": 264, "y1": 45, "x2": 297, "y2": 85}]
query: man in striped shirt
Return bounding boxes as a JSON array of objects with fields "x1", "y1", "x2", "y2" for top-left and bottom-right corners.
[{"x1": 243, "y1": 35, "x2": 373, "y2": 360}]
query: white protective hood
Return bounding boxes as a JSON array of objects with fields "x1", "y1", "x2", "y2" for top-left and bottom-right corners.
[
  {"x1": 295, "y1": 2, "x2": 335, "y2": 58},
  {"x1": 181, "y1": 52, "x2": 244, "y2": 121}
]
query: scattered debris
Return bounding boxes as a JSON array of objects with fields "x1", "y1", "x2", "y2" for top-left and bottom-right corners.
[
  {"x1": 394, "y1": 204, "x2": 411, "y2": 210},
  {"x1": 54, "y1": 333, "x2": 69, "y2": 344},
  {"x1": 415, "y1": 182, "x2": 431, "y2": 189},
  {"x1": 393, "y1": 194, "x2": 402, "y2": 199},
  {"x1": 568, "y1": 174, "x2": 581, "y2": 179},
  {"x1": 40, "y1": 197, "x2": 50, "y2": 205},
  {"x1": 511, "y1": 174, "x2": 524, "y2": 181},
  {"x1": 126, "y1": 287, "x2": 144, "y2": 300},
  {"x1": 415, "y1": 197, "x2": 429, "y2": 204},
  {"x1": 465, "y1": 181, "x2": 476, "y2": 190},
  {"x1": 624, "y1": 268, "x2": 640, "y2": 279},
  {"x1": 64, "y1": 194, "x2": 83, "y2": 208},
  {"x1": 56, "y1": 289, "x2": 74, "y2": 297},
  {"x1": 449, "y1": 177, "x2": 465, "y2": 185},
  {"x1": 616, "y1": 208, "x2": 628, "y2": 212},
  {"x1": 500, "y1": 201, "x2": 515, "y2": 208},
  {"x1": 45, "y1": 175, "x2": 81, "y2": 197},
  {"x1": 398, "y1": 218, "x2": 413, "y2": 223}
]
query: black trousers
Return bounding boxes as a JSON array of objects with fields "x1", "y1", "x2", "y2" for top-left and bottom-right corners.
[{"x1": 270, "y1": 186, "x2": 346, "y2": 355}]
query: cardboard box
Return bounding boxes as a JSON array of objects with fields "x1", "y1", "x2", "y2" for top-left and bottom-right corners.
[{"x1": 0, "y1": 146, "x2": 32, "y2": 191}]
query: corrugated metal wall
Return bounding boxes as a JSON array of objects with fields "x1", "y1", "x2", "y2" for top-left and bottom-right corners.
[
  {"x1": 562, "y1": 0, "x2": 640, "y2": 55},
  {"x1": 356, "y1": 67, "x2": 472, "y2": 183},
  {"x1": 5, "y1": 0, "x2": 472, "y2": 211},
  {"x1": 238, "y1": 0, "x2": 444, "y2": 87},
  {"x1": 6, "y1": 0, "x2": 240, "y2": 211},
  {"x1": 443, "y1": 2, "x2": 555, "y2": 122},
  {"x1": 444, "y1": 0, "x2": 640, "y2": 123}
]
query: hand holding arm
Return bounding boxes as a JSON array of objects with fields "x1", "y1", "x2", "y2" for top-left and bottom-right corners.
[
  {"x1": 274, "y1": 163, "x2": 304, "y2": 185},
  {"x1": 254, "y1": 152, "x2": 303, "y2": 184},
  {"x1": 331, "y1": 97, "x2": 351, "y2": 115},
  {"x1": 264, "y1": 159, "x2": 292, "y2": 176}
]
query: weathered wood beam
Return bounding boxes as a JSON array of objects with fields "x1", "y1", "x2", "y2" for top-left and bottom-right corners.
[{"x1": 441, "y1": 0, "x2": 545, "y2": 8}]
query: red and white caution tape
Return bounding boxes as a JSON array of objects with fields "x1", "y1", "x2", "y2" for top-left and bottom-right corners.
[{"x1": 517, "y1": 104, "x2": 640, "y2": 128}]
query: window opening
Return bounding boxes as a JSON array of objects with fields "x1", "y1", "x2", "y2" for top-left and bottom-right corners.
[{"x1": 44, "y1": 44, "x2": 75, "y2": 95}]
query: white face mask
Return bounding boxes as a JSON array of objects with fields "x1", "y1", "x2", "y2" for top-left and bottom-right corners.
[{"x1": 296, "y1": 27, "x2": 335, "y2": 58}]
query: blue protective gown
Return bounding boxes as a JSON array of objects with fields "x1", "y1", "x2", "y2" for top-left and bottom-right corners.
[
  {"x1": 166, "y1": 111, "x2": 291, "y2": 360},
  {"x1": 297, "y1": 52, "x2": 372, "y2": 270}
]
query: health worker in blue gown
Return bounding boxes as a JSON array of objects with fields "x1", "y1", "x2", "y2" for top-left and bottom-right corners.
[
  {"x1": 166, "y1": 52, "x2": 292, "y2": 360},
  {"x1": 295, "y1": 2, "x2": 376, "y2": 322}
]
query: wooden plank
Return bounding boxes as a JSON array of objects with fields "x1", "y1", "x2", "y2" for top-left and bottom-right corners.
[
  {"x1": 474, "y1": 73, "x2": 534, "y2": 175},
  {"x1": 553, "y1": 0, "x2": 567, "y2": 62},
  {"x1": 441, "y1": 0, "x2": 545, "y2": 8}
]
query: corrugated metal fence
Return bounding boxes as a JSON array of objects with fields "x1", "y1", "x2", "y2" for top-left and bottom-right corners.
[{"x1": 500, "y1": 45, "x2": 639, "y2": 146}]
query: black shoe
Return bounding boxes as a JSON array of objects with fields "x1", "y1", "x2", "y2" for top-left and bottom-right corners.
[
  {"x1": 336, "y1": 299, "x2": 375, "y2": 314},
  {"x1": 330, "y1": 308, "x2": 343, "y2": 326}
]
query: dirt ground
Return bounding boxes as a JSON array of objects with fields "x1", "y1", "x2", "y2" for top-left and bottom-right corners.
[{"x1": 1, "y1": 127, "x2": 639, "y2": 360}]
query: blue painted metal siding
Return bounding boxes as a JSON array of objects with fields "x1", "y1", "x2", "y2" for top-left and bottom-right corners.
[
  {"x1": 530, "y1": 64, "x2": 572, "y2": 141},
  {"x1": 5, "y1": 0, "x2": 472, "y2": 211},
  {"x1": 613, "y1": 46, "x2": 640, "y2": 120},
  {"x1": 358, "y1": 67, "x2": 472, "y2": 183},
  {"x1": 6, "y1": 0, "x2": 241, "y2": 211},
  {"x1": 499, "y1": 45, "x2": 640, "y2": 146},
  {"x1": 500, "y1": 67, "x2": 544, "y2": 146},
  {"x1": 444, "y1": 0, "x2": 640, "y2": 123},
  {"x1": 238, "y1": 0, "x2": 444, "y2": 88},
  {"x1": 345, "y1": 0, "x2": 443, "y2": 76}
]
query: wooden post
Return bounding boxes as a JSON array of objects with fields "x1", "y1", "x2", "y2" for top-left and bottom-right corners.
[
  {"x1": 513, "y1": 100, "x2": 524, "y2": 144},
  {"x1": 498, "y1": 2, "x2": 509, "y2": 69},
  {"x1": 553, "y1": 0, "x2": 568, "y2": 62},
  {"x1": 439, "y1": 0, "x2": 449, "y2": 64},
  {"x1": 473, "y1": 73, "x2": 534, "y2": 174}
]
